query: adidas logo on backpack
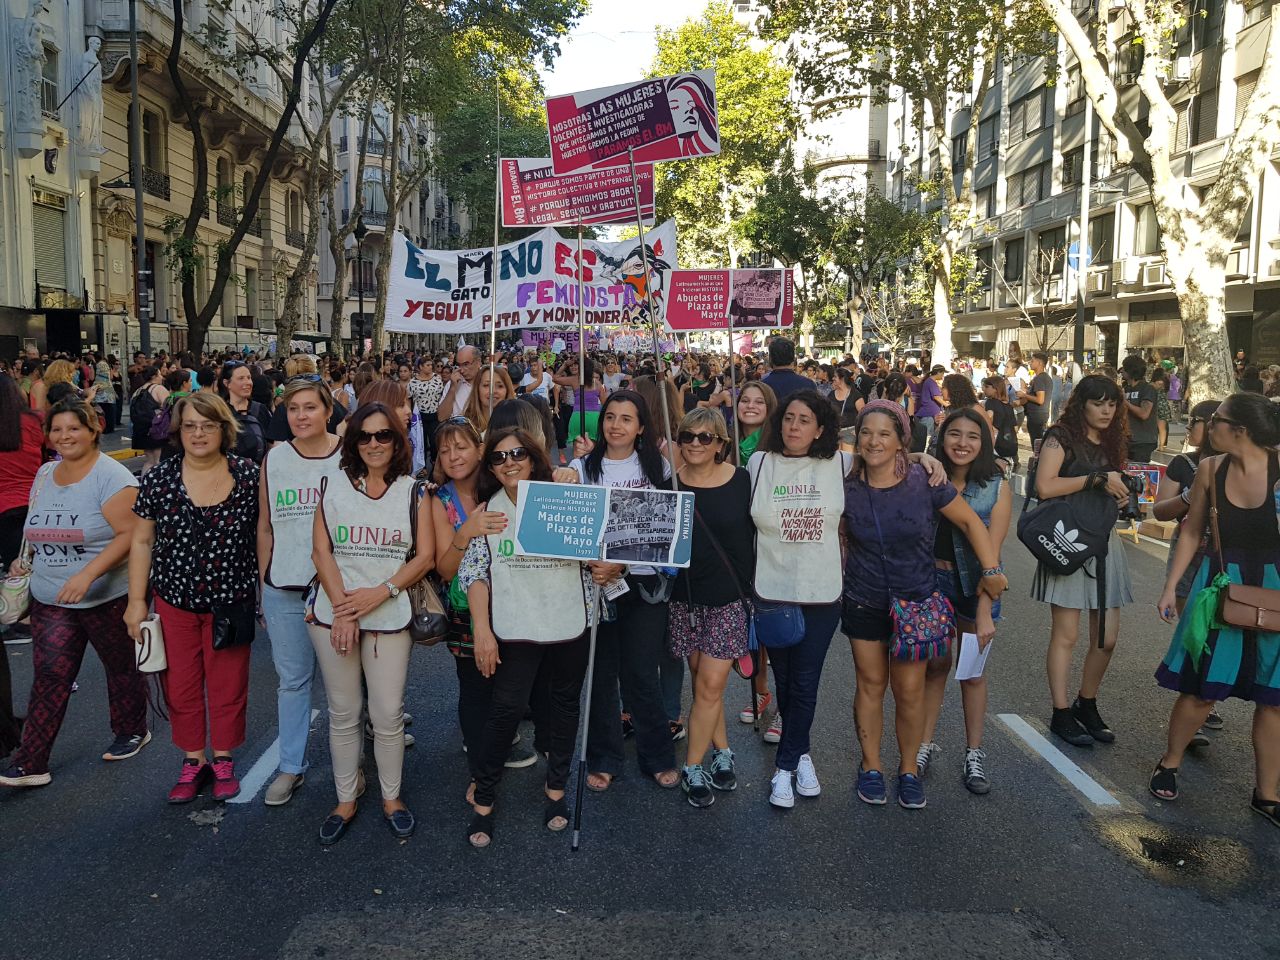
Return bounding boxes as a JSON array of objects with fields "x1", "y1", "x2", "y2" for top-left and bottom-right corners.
[{"x1": 1038, "y1": 520, "x2": 1087, "y2": 566}]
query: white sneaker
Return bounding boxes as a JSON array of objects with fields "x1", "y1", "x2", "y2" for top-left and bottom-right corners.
[
  {"x1": 763, "y1": 712, "x2": 782, "y2": 744},
  {"x1": 795, "y1": 753, "x2": 821, "y2": 797},
  {"x1": 768, "y1": 768, "x2": 794, "y2": 808},
  {"x1": 916, "y1": 741, "x2": 939, "y2": 778}
]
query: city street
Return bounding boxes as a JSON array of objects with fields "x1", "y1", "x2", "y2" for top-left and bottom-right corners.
[{"x1": 1, "y1": 516, "x2": 1275, "y2": 960}]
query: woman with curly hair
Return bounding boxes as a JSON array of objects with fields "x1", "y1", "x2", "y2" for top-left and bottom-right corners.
[{"x1": 1031, "y1": 374, "x2": 1136, "y2": 748}]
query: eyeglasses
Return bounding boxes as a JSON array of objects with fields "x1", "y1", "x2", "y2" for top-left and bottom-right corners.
[
  {"x1": 180, "y1": 421, "x2": 219, "y2": 435},
  {"x1": 1209, "y1": 412, "x2": 1241, "y2": 428},
  {"x1": 222, "y1": 360, "x2": 246, "y2": 371},
  {"x1": 357, "y1": 429, "x2": 396, "y2": 446},
  {"x1": 677, "y1": 430, "x2": 718, "y2": 447},
  {"x1": 487, "y1": 447, "x2": 531, "y2": 466},
  {"x1": 435, "y1": 415, "x2": 480, "y2": 439}
]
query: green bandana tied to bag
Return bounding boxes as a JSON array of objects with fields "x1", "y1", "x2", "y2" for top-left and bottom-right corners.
[{"x1": 1181, "y1": 572, "x2": 1232, "y2": 669}]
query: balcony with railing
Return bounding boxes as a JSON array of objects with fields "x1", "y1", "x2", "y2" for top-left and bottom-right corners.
[
  {"x1": 246, "y1": 217, "x2": 262, "y2": 238},
  {"x1": 341, "y1": 209, "x2": 388, "y2": 227},
  {"x1": 285, "y1": 227, "x2": 306, "y2": 248},
  {"x1": 142, "y1": 167, "x2": 171, "y2": 201},
  {"x1": 41, "y1": 78, "x2": 60, "y2": 120},
  {"x1": 217, "y1": 202, "x2": 236, "y2": 227}
]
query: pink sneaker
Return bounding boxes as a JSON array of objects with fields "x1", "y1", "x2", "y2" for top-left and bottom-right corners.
[
  {"x1": 211, "y1": 757, "x2": 240, "y2": 802},
  {"x1": 168, "y1": 760, "x2": 212, "y2": 804}
]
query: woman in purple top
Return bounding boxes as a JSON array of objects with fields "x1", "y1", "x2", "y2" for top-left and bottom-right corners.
[
  {"x1": 842, "y1": 400, "x2": 1007, "y2": 810},
  {"x1": 915, "y1": 365, "x2": 946, "y2": 443}
]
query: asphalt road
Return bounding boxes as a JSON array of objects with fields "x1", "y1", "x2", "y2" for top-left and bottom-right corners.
[{"x1": 1, "y1": 508, "x2": 1276, "y2": 960}]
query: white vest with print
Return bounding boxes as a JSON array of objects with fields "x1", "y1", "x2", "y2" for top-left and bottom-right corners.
[
  {"x1": 486, "y1": 488, "x2": 587, "y2": 643},
  {"x1": 264, "y1": 440, "x2": 340, "y2": 589},
  {"x1": 749, "y1": 452, "x2": 846, "y2": 604},
  {"x1": 314, "y1": 474, "x2": 415, "y2": 631}
]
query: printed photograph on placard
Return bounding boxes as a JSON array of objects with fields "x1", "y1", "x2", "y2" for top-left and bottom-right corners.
[
  {"x1": 729, "y1": 269, "x2": 784, "y2": 328},
  {"x1": 511, "y1": 481, "x2": 609, "y2": 562},
  {"x1": 601, "y1": 488, "x2": 694, "y2": 568}
]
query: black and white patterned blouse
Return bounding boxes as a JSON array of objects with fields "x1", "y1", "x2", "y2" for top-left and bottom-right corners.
[{"x1": 133, "y1": 454, "x2": 260, "y2": 612}]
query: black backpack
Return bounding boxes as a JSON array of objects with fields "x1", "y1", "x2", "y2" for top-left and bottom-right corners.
[{"x1": 1017, "y1": 490, "x2": 1116, "y2": 575}]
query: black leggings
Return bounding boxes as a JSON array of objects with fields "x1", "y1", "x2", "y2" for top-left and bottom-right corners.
[
  {"x1": 0, "y1": 506, "x2": 28, "y2": 754},
  {"x1": 473, "y1": 635, "x2": 589, "y2": 807}
]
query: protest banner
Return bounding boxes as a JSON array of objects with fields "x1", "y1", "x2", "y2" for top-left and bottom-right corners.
[
  {"x1": 546, "y1": 70, "x2": 719, "y2": 175},
  {"x1": 511, "y1": 482, "x2": 609, "y2": 562},
  {"x1": 519, "y1": 329, "x2": 604, "y2": 353},
  {"x1": 383, "y1": 219, "x2": 677, "y2": 335},
  {"x1": 501, "y1": 158, "x2": 655, "y2": 227},
  {"x1": 601, "y1": 488, "x2": 694, "y2": 568},
  {"x1": 664, "y1": 269, "x2": 794, "y2": 332}
]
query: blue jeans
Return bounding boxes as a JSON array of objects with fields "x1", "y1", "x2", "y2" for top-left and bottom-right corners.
[
  {"x1": 261, "y1": 584, "x2": 316, "y2": 775},
  {"x1": 769, "y1": 602, "x2": 841, "y2": 771}
]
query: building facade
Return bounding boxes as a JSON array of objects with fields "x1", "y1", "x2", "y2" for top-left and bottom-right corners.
[
  {"x1": 1, "y1": 0, "x2": 321, "y2": 361},
  {"x1": 885, "y1": 0, "x2": 1278, "y2": 367}
]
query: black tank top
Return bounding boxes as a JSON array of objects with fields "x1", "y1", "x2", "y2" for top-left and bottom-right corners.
[{"x1": 1215, "y1": 452, "x2": 1280, "y2": 554}]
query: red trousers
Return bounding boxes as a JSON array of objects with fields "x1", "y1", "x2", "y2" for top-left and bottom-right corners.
[{"x1": 155, "y1": 597, "x2": 251, "y2": 753}]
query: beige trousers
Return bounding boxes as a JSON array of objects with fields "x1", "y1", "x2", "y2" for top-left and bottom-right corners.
[{"x1": 308, "y1": 625, "x2": 412, "y2": 802}]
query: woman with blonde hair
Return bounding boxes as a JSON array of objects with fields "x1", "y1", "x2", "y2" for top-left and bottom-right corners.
[
  {"x1": 125, "y1": 393, "x2": 260, "y2": 803},
  {"x1": 464, "y1": 365, "x2": 516, "y2": 435}
]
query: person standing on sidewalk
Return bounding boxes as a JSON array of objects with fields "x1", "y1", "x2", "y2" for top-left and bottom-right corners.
[
  {"x1": 125, "y1": 393, "x2": 260, "y2": 804},
  {"x1": 1121, "y1": 355, "x2": 1160, "y2": 462},
  {"x1": 1016, "y1": 352, "x2": 1053, "y2": 448},
  {"x1": 255, "y1": 378, "x2": 341, "y2": 806},
  {"x1": 1, "y1": 400, "x2": 148, "y2": 788}
]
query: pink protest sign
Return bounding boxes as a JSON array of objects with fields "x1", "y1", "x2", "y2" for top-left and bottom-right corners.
[
  {"x1": 546, "y1": 70, "x2": 719, "y2": 175},
  {"x1": 664, "y1": 269, "x2": 794, "y2": 331},
  {"x1": 500, "y1": 158, "x2": 655, "y2": 227}
]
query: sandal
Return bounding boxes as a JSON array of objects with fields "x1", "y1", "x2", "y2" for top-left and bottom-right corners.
[
  {"x1": 544, "y1": 794, "x2": 570, "y2": 832},
  {"x1": 468, "y1": 809, "x2": 495, "y2": 848},
  {"x1": 586, "y1": 771, "x2": 613, "y2": 792},
  {"x1": 1251, "y1": 791, "x2": 1280, "y2": 828},
  {"x1": 653, "y1": 769, "x2": 679, "y2": 789},
  {"x1": 1149, "y1": 762, "x2": 1179, "y2": 801}
]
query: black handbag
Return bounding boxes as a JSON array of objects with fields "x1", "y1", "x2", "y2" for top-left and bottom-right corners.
[
  {"x1": 211, "y1": 600, "x2": 257, "y2": 650},
  {"x1": 406, "y1": 479, "x2": 449, "y2": 645}
]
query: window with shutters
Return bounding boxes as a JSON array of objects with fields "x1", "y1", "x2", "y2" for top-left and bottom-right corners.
[
  {"x1": 1235, "y1": 71, "x2": 1260, "y2": 128},
  {"x1": 977, "y1": 184, "x2": 996, "y2": 219},
  {"x1": 1065, "y1": 66, "x2": 1085, "y2": 117},
  {"x1": 1196, "y1": 0, "x2": 1225, "y2": 48},
  {"x1": 32, "y1": 196, "x2": 68, "y2": 291},
  {"x1": 1037, "y1": 227, "x2": 1066, "y2": 277},
  {"x1": 41, "y1": 45, "x2": 59, "y2": 119},
  {"x1": 952, "y1": 133, "x2": 968, "y2": 171},
  {"x1": 976, "y1": 246, "x2": 994, "y2": 289},
  {"x1": 1063, "y1": 147, "x2": 1083, "y2": 186},
  {"x1": 1192, "y1": 86, "x2": 1218, "y2": 145},
  {"x1": 978, "y1": 114, "x2": 1000, "y2": 156},
  {"x1": 1003, "y1": 238, "x2": 1025, "y2": 282},
  {"x1": 1173, "y1": 101, "x2": 1190, "y2": 153},
  {"x1": 1009, "y1": 162, "x2": 1051, "y2": 206}
]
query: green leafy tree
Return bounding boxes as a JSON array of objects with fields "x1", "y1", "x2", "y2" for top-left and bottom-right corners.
[
  {"x1": 761, "y1": 0, "x2": 1053, "y2": 359},
  {"x1": 650, "y1": 2, "x2": 798, "y2": 268}
]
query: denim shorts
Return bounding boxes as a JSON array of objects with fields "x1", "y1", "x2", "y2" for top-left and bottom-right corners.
[
  {"x1": 840, "y1": 600, "x2": 893, "y2": 643},
  {"x1": 934, "y1": 567, "x2": 1001, "y2": 622}
]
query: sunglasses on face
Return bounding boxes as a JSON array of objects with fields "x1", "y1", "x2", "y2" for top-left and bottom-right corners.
[
  {"x1": 487, "y1": 447, "x2": 531, "y2": 466},
  {"x1": 678, "y1": 430, "x2": 718, "y2": 447},
  {"x1": 1209, "y1": 412, "x2": 1241, "y2": 428},
  {"x1": 288, "y1": 373, "x2": 323, "y2": 383},
  {"x1": 357, "y1": 429, "x2": 396, "y2": 446}
]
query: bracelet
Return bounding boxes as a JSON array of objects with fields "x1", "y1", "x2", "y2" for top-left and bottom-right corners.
[
  {"x1": 1179, "y1": 488, "x2": 1193, "y2": 506},
  {"x1": 981, "y1": 567, "x2": 1003, "y2": 578},
  {"x1": 451, "y1": 539, "x2": 467, "y2": 552}
]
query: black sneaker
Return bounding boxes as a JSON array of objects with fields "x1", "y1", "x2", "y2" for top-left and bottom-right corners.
[
  {"x1": 681, "y1": 764, "x2": 714, "y2": 808},
  {"x1": 669, "y1": 720, "x2": 687, "y2": 742},
  {"x1": 0, "y1": 764, "x2": 51, "y2": 787},
  {"x1": 1, "y1": 624, "x2": 32, "y2": 645},
  {"x1": 1050, "y1": 708, "x2": 1094, "y2": 748},
  {"x1": 103, "y1": 730, "x2": 152, "y2": 761},
  {"x1": 1071, "y1": 697, "x2": 1115, "y2": 744},
  {"x1": 504, "y1": 739, "x2": 538, "y2": 769},
  {"x1": 709, "y1": 748, "x2": 737, "y2": 791}
]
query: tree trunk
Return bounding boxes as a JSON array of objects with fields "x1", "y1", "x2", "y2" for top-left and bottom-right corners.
[
  {"x1": 931, "y1": 240, "x2": 954, "y2": 361},
  {"x1": 1168, "y1": 253, "x2": 1235, "y2": 404}
]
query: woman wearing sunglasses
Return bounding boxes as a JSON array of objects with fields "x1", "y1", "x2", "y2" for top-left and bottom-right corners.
[
  {"x1": 430, "y1": 416, "x2": 535, "y2": 804},
  {"x1": 308, "y1": 402, "x2": 435, "y2": 845},
  {"x1": 254, "y1": 377, "x2": 342, "y2": 807},
  {"x1": 457, "y1": 429, "x2": 590, "y2": 847},
  {"x1": 671, "y1": 408, "x2": 751, "y2": 808},
  {"x1": 573, "y1": 389, "x2": 679, "y2": 792},
  {"x1": 1153, "y1": 394, "x2": 1280, "y2": 826}
]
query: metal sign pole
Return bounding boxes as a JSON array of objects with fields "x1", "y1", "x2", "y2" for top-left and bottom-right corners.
[
  {"x1": 576, "y1": 220, "x2": 587, "y2": 443},
  {"x1": 488, "y1": 77, "x2": 501, "y2": 417},
  {"x1": 571, "y1": 576, "x2": 602, "y2": 851},
  {"x1": 727, "y1": 271, "x2": 740, "y2": 455},
  {"x1": 626, "y1": 147, "x2": 677, "y2": 489}
]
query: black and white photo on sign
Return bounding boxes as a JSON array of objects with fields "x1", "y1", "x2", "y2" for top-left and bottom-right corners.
[
  {"x1": 729, "y1": 269, "x2": 783, "y2": 328},
  {"x1": 601, "y1": 488, "x2": 694, "y2": 567}
]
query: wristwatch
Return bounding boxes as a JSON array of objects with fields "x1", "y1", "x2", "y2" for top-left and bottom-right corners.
[{"x1": 383, "y1": 580, "x2": 400, "y2": 598}]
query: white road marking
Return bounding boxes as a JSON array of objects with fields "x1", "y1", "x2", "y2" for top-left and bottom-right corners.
[
  {"x1": 997, "y1": 713, "x2": 1121, "y2": 808},
  {"x1": 227, "y1": 708, "x2": 321, "y2": 805}
]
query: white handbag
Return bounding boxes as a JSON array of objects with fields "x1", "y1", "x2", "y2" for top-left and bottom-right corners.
[
  {"x1": 136, "y1": 614, "x2": 167, "y2": 673},
  {"x1": 0, "y1": 465, "x2": 51, "y2": 626}
]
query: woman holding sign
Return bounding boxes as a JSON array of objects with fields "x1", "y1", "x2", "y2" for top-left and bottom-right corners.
[
  {"x1": 458, "y1": 428, "x2": 590, "y2": 847},
  {"x1": 572, "y1": 390, "x2": 679, "y2": 792}
]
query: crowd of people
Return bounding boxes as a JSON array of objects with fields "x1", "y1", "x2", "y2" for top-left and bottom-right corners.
[{"x1": 0, "y1": 332, "x2": 1277, "y2": 847}]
